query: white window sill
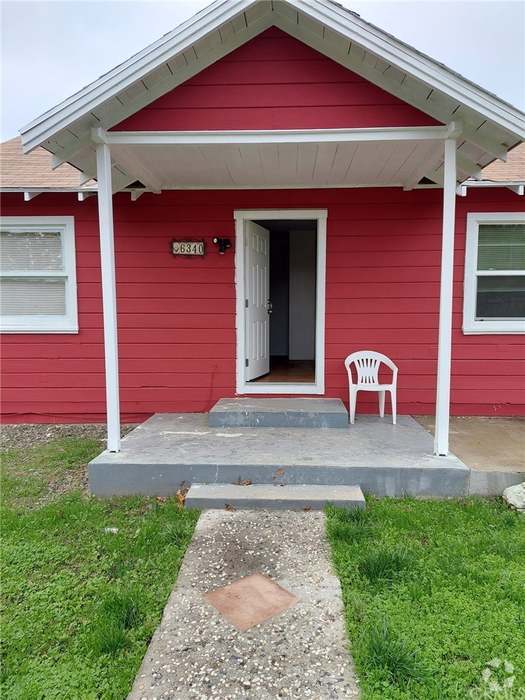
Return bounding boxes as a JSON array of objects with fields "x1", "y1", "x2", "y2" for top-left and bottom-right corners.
[
  {"x1": 463, "y1": 323, "x2": 525, "y2": 335},
  {"x1": 1, "y1": 325, "x2": 79, "y2": 334}
]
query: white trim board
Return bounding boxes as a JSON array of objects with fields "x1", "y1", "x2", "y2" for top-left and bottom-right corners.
[
  {"x1": 463, "y1": 211, "x2": 525, "y2": 335},
  {"x1": 96, "y1": 125, "x2": 457, "y2": 145},
  {"x1": 457, "y1": 182, "x2": 525, "y2": 197},
  {"x1": 234, "y1": 208, "x2": 327, "y2": 395}
]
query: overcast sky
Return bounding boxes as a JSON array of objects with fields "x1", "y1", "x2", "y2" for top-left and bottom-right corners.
[{"x1": 1, "y1": 0, "x2": 524, "y2": 141}]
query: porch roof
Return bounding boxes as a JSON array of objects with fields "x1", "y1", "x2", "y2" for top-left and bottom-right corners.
[
  {"x1": 19, "y1": 0, "x2": 525, "y2": 193},
  {"x1": 3, "y1": 134, "x2": 525, "y2": 197},
  {"x1": 97, "y1": 125, "x2": 459, "y2": 191}
]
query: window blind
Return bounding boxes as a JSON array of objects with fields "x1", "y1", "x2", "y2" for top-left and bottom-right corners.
[
  {"x1": 0, "y1": 230, "x2": 63, "y2": 271},
  {"x1": 0, "y1": 278, "x2": 66, "y2": 315},
  {"x1": 477, "y1": 224, "x2": 525, "y2": 271}
]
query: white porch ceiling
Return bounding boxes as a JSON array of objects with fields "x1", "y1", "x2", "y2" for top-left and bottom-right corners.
[
  {"x1": 19, "y1": 0, "x2": 525, "y2": 191},
  {"x1": 110, "y1": 138, "x2": 443, "y2": 189}
]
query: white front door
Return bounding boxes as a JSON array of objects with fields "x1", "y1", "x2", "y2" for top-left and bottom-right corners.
[{"x1": 244, "y1": 220, "x2": 270, "y2": 381}]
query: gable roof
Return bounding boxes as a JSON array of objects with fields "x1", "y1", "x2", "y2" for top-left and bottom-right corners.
[{"x1": 18, "y1": 0, "x2": 525, "y2": 190}]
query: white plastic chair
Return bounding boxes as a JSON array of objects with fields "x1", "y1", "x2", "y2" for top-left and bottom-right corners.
[{"x1": 344, "y1": 351, "x2": 398, "y2": 425}]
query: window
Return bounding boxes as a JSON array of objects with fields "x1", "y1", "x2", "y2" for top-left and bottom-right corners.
[
  {"x1": 0, "y1": 217, "x2": 78, "y2": 333},
  {"x1": 463, "y1": 212, "x2": 525, "y2": 334}
]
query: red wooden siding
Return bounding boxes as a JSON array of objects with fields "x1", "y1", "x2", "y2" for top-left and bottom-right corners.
[
  {"x1": 1, "y1": 187, "x2": 524, "y2": 422},
  {"x1": 114, "y1": 27, "x2": 438, "y2": 131}
]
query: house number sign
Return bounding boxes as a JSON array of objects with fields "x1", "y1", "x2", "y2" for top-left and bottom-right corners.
[{"x1": 171, "y1": 240, "x2": 205, "y2": 256}]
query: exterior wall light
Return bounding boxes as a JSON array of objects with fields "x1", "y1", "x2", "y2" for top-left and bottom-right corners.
[{"x1": 212, "y1": 237, "x2": 232, "y2": 254}]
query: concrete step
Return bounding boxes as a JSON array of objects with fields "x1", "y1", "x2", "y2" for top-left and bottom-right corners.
[
  {"x1": 208, "y1": 397, "x2": 348, "y2": 428},
  {"x1": 185, "y1": 483, "x2": 365, "y2": 510}
]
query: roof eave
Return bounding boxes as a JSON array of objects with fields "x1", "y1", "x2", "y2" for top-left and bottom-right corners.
[
  {"x1": 303, "y1": 0, "x2": 525, "y2": 136},
  {"x1": 20, "y1": 0, "x2": 258, "y2": 153}
]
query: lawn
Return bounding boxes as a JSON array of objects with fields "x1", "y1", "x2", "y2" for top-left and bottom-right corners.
[
  {"x1": 1, "y1": 432, "x2": 198, "y2": 700},
  {"x1": 327, "y1": 498, "x2": 525, "y2": 700}
]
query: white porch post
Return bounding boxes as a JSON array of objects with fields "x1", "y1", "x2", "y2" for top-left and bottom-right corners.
[
  {"x1": 95, "y1": 142, "x2": 121, "y2": 452},
  {"x1": 434, "y1": 137, "x2": 457, "y2": 456}
]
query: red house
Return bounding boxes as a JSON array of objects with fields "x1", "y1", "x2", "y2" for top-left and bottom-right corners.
[{"x1": 1, "y1": 0, "x2": 524, "y2": 480}]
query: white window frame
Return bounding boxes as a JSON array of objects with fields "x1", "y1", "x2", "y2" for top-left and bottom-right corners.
[
  {"x1": 463, "y1": 211, "x2": 525, "y2": 335},
  {"x1": 0, "y1": 216, "x2": 78, "y2": 333}
]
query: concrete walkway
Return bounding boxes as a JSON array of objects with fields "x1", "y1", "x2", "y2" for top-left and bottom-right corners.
[{"x1": 128, "y1": 510, "x2": 359, "y2": 699}]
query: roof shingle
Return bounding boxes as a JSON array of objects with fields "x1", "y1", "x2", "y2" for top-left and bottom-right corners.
[
  {"x1": 0, "y1": 136, "x2": 95, "y2": 189},
  {"x1": 479, "y1": 143, "x2": 525, "y2": 182}
]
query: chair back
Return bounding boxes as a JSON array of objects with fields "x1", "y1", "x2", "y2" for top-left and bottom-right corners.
[{"x1": 344, "y1": 350, "x2": 398, "y2": 386}]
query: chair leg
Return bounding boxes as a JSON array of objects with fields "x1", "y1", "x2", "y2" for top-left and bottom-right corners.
[
  {"x1": 378, "y1": 390, "x2": 385, "y2": 418},
  {"x1": 390, "y1": 389, "x2": 397, "y2": 425},
  {"x1": 349, "y1": 388, "x2": 357, "y2": 424}
]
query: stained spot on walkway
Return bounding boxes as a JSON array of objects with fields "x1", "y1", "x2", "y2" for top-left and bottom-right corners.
[{"x1": 205, "y1": 573, "x2": 298, "y2": 632}]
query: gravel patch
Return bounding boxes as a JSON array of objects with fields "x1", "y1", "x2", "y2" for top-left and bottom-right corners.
[
  {"x1": 1, "y1": 423, "x2": 136, "y2": 451},
  {"x1": 38, "y1": 465, "x2": 90, "y2": 504},
  {"x1": 128, "y1": 510, "x2": 360, "y2": 699}
]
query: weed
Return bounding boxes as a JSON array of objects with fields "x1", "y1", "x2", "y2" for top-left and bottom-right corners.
[
  {"x1": 89, "y1": 620, "x2": 128, "y2": 656},
  {"x1": 358, "y1": 546, "x2": 413, "y2": 583},
  {"x1": 101, "y1": 589, "x2": 144, "y2": 630},
  {"x1": 364, "y1": 621, "x2": 427, "y2": 685}
]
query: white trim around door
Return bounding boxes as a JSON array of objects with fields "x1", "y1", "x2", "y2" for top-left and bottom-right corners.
[{"x1": 234, "y1": 208, "x2": 327, "y2": 395}]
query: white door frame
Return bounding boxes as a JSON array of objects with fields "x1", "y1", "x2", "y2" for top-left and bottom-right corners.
[{"x1": 234, "y1": 208, "x2": 327, "y2": 395}]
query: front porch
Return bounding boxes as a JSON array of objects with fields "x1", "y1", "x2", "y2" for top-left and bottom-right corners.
[
  {"x1": 90, "y1": 124, "x2": 464, "y2": 458},
  {"x1": 89, "y1": 401, "x2": 471, "y2": 499}
]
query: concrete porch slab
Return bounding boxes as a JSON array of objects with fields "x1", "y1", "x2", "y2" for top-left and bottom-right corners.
[
  {"x1": 208, "y1": 397, "x2": 349, "y2": 428},
  {"x1": 89, "y1": 413, "x2": 470, "y2": 498},
  {"x1": 416, "y1": 416, "x2": 525, "y2": 472},
  {"x1": 415, "y1": 416, "x2": 525, "y2": 496}
]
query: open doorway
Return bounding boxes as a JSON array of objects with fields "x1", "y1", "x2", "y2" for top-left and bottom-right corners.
[
  {"x1": 254, "y1": 219, "x2": 316, "y2": 383},
  {"x1": 234, "y1": 209, "x2": 327, "y2": 395}
]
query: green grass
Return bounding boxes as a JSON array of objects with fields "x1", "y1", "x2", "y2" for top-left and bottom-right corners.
[
  {"x1": 1, "y1": 436, "x2": 198, "y2": 699},
  {"x1": 326, "y1": 498, "x2": 525, "y2": 699}
]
